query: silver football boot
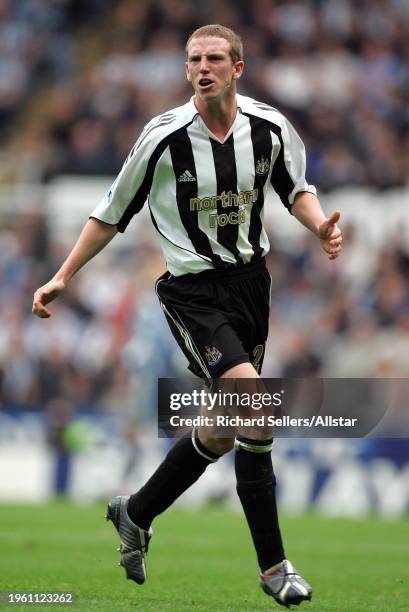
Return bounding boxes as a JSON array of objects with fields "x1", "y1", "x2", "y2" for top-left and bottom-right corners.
[
  {"x1": 106, "y1": 495, "x2": 152, "y2": 584},
  {"x1": 260, "y1": 559, "x2": 312, "y2": 608}
]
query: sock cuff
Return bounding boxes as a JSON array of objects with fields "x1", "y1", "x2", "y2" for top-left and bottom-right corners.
[
  {"x1": 191, "y1": 428, "x2": 219, "y2": 462},
  {"x1": 234, "y1": 435, "x2": 273, "y2": 453}
]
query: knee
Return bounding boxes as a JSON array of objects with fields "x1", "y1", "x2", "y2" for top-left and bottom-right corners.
[{"x1": 198, "y1": 434, "x2": 234, "y2": 456}]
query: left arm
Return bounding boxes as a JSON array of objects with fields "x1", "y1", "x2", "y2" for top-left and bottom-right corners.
[
  {"x1": 292, "y1": 191, "x2": 342, "y2": 260},
  {"x1": 269, "y1": 113, "x2": 342, "y2": 260}
]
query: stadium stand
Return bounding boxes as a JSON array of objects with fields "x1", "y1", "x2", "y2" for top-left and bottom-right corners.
[
  {"x1": 0, "y1": 0, "x2": 408, "y2": 510},
  {"x1": 0, "y1": 0, "x2": 408, "y2": 188}
]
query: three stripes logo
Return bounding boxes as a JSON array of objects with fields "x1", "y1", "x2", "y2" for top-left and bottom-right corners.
[
  {"x1": 253, "y1": 100, "x2": 278, "y2": 113},
  {"x1": 178, "y1": 170, "x2": 196, "y2": 182},
  {"x1": 127, "y1": 113, "x2": 177, "y2": 161}
]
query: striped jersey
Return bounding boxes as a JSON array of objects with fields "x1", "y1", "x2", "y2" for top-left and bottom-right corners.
[{"x1": 91, "y1": 94, "x2": 316, "y2": 276}]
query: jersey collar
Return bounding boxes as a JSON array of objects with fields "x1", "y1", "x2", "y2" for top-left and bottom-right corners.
[{"x1": 189, "y1": 95, "x2": 243, "y2": 144}]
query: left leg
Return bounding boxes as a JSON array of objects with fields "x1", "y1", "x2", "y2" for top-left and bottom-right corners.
[
  {"x1": 219, "y1": 362, "x2": 285, "y2": 571},
  {"x1": 221, "y1": 362, "x2": 313, "y2": 607}
]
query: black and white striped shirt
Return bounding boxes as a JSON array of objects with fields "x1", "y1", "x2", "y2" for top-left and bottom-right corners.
[{"x1": 91, "y1": 94, "x2": 316, "y2": 276}]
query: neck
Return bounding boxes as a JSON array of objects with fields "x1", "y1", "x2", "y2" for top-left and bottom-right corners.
[{"x1": 194, "y1": 87, "x2": 238, "y2": 141}]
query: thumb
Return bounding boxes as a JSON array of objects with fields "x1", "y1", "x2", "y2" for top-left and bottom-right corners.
[
  {"x1": 320, "y1": 210, "x2": 340, "y2": 238},
  {"x1": 327, "y1": 211, "x2": 341, "y2": 226}
]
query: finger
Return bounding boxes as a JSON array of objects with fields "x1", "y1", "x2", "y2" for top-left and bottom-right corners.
[
  {"x1": 323, "y1": 239, "x2": 342, "y2": 256},
  {"x1": 32, "y1": 290, "x2": 52, "y2": 318},
  {"x1": 329, "y1": 242, "x2": 342, "y2": 255},
  {"x1": 330, "y1": 242, "x2": 342, "y2": 252},
  {"x1": 32, "y1": 302, "x2": 51, "y2": 318},
  {"x1": 319, "y1": 216, "x2": 341, "y2": 240},
  {"x1": 328, "y1": 229, "x2": 342, "y2": 240},
  {"x1": 36, "y1": 309, "x2": 51, "y2": 318},
  {"x1": 328, "y1": 252, "x2": 339, "y2": 260},
  {"x1": 329, "y1": 236, "x2": 342, "y2": 246},
  {"x1": 323, "y1": 213, "x2": 341, "y2": 239},
  {"x1": 327, "y1": 211, "x2": 341, "y2": 226},
  {"x1": 321, "y1": 238, "x2": 341, "y2": 254},
  {"x1": 33, "y1": 287, "x2": 56, "y2": 307}
]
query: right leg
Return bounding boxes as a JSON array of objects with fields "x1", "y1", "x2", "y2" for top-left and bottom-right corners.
[
  {"x1": 108, "y1": 271, "x2": 245, "y2": 585},
  {"x1": 107, "y1": 428, "x2": 232, "y2": 584},
  {"x1": 126, "y1": 430, "x2": 231, "y2": 531}
]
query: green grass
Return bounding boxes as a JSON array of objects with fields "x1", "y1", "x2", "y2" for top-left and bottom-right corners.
[{"x1": 0, "y1": 502, "x2": 407, "y2": 611}]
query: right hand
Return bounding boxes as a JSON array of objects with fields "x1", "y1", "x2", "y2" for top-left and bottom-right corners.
[{"x1": 32, "y1": 279, "x2": 66, "y2": 318}]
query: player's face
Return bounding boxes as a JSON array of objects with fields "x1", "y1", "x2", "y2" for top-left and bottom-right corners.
[{"x1": 186, "y1": 36, "x2": 244, "y2": 102}]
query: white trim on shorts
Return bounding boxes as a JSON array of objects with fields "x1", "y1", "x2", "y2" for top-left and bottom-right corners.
[{"x1": 155, "y1": 278, "x2": 211, "y2": 378}]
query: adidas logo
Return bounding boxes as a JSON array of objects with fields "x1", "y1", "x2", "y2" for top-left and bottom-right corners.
[{"x1": 178, "y1": 170, "x2": 196, "y2": 182}]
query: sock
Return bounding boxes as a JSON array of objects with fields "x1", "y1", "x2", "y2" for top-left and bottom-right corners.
[
  {"x1": 127, "y1": 433, "x2": 219, "y2": 530},
  {"x1": 235, "y1": 436, "x2": 285, "y2": 572}
]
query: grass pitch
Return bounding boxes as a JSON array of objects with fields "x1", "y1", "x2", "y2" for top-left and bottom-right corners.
[{"x1": 0, "y1": 502, "x2": 407, "y2": 611}]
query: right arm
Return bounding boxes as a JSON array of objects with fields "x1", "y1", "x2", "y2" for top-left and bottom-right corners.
[
  {"x1": 32, "y1": 218, "x2": 117, "y2": 318},
  {"x1": 33, "y1": 113, "x2": 165, "y2": 319}
]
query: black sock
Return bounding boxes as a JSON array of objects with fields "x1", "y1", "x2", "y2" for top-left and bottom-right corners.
[
  {"x1": 127, "y1": 434, "x2": 219, "y2": 530},
  {"x1": 235, "y1": 436, "x2": 285, "y2": 572}
]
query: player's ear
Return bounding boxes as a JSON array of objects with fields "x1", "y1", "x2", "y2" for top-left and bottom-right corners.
[
  {"x1": 185, "y1": 62, "x2": 191, "y2": 81},
  {"x1": 233, "y1": 60, "x2": 244, "y2": 80}
]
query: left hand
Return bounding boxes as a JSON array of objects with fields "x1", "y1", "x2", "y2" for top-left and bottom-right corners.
[{"x1": 318, "y1": 211, "x2": 342, "y2": 260}]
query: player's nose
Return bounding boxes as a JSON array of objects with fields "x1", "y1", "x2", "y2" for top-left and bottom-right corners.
[{"x1": 199, "y1": 57, "x2": 209, "y2": 71}]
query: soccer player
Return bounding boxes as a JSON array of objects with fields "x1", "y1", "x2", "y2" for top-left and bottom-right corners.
[{"x1": 33, "y1": 25, "x2": 342, "y2": 607}]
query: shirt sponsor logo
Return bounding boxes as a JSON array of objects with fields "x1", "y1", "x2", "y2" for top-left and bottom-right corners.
[
  {"x1": 190, "y1": 189, "x2": 258, "y2": 228},
  {"x1": 189, "y1": 189, "x2": 258, "y2": 211},
  {"x1": 209, "y1": 210, "x2": 246, "y2": 228}
]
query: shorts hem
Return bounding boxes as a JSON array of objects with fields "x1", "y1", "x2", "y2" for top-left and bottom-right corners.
[{"x1": 213, "y1": 356, "x2": 250, "y2": 378}]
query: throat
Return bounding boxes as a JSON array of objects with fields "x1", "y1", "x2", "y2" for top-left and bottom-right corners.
[
  {"x1": 206, "y1": 123, "x2": 232, "y2": 142},
  {"x1": 194, "y1": 92, "x2": 238, "y2": 142},
  {"x1": 196, "y1": 101, "x2": 238, "y2": 142}
]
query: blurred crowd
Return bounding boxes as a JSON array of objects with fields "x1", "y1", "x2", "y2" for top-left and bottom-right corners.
[
  {"x1": 1, "y1": 210, "x2": 409, "y2": 416},
  {"x1": 1, "y1": 0, "x2": 409, "y2": 417},
  {"x1": 1, "y1": 0, "x2": 408, "y2": 190},
  {"x1": 0, "y1": 211, "x2": 181, "y2": 417}
]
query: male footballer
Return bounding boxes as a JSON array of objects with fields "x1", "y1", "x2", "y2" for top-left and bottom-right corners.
[{"x1": 33, "y1": 25, "x2": 342, "y2": 607}]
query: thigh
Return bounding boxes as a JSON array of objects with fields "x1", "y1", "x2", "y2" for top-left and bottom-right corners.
[
  {"x1": 225, "y1": 267, "x2": 271, "y2": 374},
  {"x1": 155, "y1": 274, "x2": 249, "y2": 379}
]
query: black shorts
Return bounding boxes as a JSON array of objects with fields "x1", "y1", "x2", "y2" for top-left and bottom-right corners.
[{"x1": 155, "y1": 259, "x2": 271, "y2": 378}]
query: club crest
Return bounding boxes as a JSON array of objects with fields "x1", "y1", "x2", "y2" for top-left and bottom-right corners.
[
  {"x1": 204, "y1": 345, "x2": 223, "y2": 366},
  {"x1": 256, "y1": 155, "x2": 270, "y2": 175}
]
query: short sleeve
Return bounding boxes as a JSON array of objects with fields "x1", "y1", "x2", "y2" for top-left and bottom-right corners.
[
  {"x1": 270, "y1": 117, "x2": 316, "y2": 213},
  {"x1": 90, "y1": 118, "x2": 163, "y2": 232}
]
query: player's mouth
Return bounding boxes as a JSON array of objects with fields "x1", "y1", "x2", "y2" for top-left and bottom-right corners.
[{"x1": 198, "y1": 78, "x2": 214, "y2": 89}]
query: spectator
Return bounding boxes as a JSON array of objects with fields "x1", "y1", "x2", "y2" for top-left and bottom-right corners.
[{"x1": 1, "y1": 0, "x2": 408, "y2": 192}]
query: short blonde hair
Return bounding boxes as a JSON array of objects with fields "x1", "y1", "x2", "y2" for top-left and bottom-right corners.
[{"x1": 186, "y1": 24, "x2": 244, "y2": 64}]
